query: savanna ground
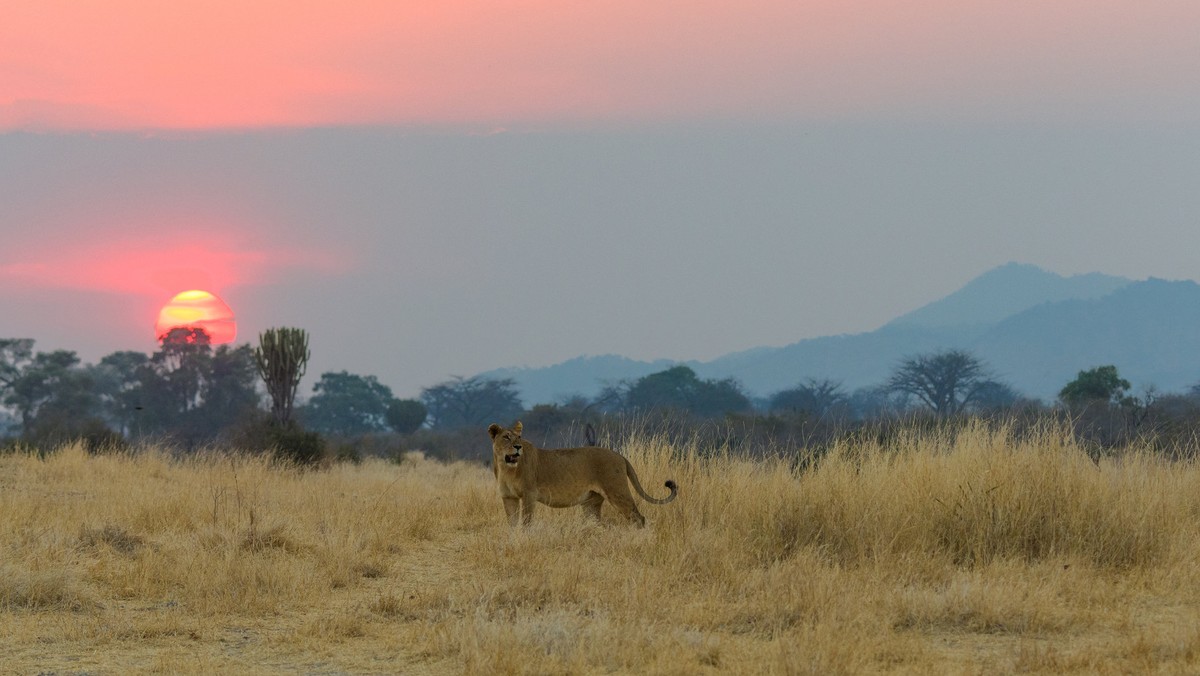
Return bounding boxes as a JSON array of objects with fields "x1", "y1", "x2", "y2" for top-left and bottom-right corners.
[{"x1": 3, "y1": 423, "x2": 1200, "y2": 674}]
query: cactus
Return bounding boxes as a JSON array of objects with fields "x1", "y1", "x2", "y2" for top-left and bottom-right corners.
[{"x1": 253, "y1": 327, "x2": 310, "y2": 426}]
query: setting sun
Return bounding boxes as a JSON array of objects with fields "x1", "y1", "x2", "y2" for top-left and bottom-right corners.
[{"x1": 155, "y1": 290, "x2": 237, "y2": 344}]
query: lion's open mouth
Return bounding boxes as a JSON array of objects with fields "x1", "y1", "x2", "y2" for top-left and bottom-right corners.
[{"x1": 504, "y1": 451, "x2": 521, "y2": 465}]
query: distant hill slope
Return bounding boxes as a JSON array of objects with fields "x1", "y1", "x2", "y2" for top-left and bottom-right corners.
[
  {"x1": 706, "y1": 277, "x2": 1200, "y2": 400},
  {"x1": 695, "y1": 324, "x2": 988, "y2": 397},
  {"x1": 482, "y1": 265, "x2": 1200, "y2": 405},
  {"x1": 886, "y1": 262, "x2": 1131, "y2": 329},
  {"x1": 483, "y1": 355, "x2": 685, "y2": 406},
  {"x1": 974, "y1": 278, "x2": 1200, "y2": 397}
]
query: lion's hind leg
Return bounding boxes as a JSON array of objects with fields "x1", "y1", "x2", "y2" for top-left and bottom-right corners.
[
  {"x1": 580, "y1": 491, "x2": 605, "y2": 521},
  {"x1": 605, "y1": 489, "x2": 646, "y2": 528}
]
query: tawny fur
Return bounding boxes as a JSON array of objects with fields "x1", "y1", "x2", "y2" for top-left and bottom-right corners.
[{"x1": 488, "y1": 421, "x2": 678, "y2": 527}]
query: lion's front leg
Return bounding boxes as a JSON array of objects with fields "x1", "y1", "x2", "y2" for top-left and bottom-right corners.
[
  {"x1": 503, "y1": 496, "x2": 521, "y2": 526},
  {"x1": 520, "y1": 496, "x2": 536, "y2": 525}
]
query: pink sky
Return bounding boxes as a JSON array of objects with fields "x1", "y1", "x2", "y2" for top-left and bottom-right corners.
[
  {"x1": 0, "y1": 178, "x2": 348, "y2": 299},
  {"x1": 4, "y1": 1, "x2": 1198, "y2": 130},
  {"x1": 3, "y1": 1, "x2": 1200, "y2": 392},
  {"x1": 0, "y1": 233, "x2": 344, "y2": 297}
]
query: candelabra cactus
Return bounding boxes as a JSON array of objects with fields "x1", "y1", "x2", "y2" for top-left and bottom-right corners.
[{"x1": 253, "y1": 327, "x2": 310, "y2": 426}]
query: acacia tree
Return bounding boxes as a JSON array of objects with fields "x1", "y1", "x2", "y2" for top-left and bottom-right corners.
[
  {"x1": 621, "y1": 365, "x2": 751, "y2": 417},
  {"x1": 154, "y1": 327, "x2": 212, "y2": 413},
  {"x1": 0, "y1": 338, "x2": 35, "y2": 431},
  {"x1": 1059, "y1": 365, "x2": 1133, "y2": 408},
  {"x1": 420, "y1": 376, "x2": 523, "y2": 430},
  {"x1": 969, "y1": 380, "x2": 1022, "y2": 412},
  {"x1": 3, "y1": 349, "x2": 95, "y2": 431},
  {"x1": 0, "y1": 338, "x2": 34, "y2": 393},
  {"x1": 203, "y1": 345, "x2": 263, "y2": 429},
  {"x1": 121, "y1": 332, "x2": 259, "y2": 445},
  {"x1": 768, "y1": 378, "x2": 848, "y2": 418},
  {"x1": 253, "y1": 327, "x2": 310, "y2": 426},
  {"x1": 90, "y1": 351, "x2": 151, "y2": 436},
  {"x1": 303, "y1": 371, "x2": 396, "y2": 436},
  {"x1": 886, "y1": 349, "x2": 993, "y2": 417}
]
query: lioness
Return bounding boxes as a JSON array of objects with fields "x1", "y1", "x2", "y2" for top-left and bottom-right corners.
[{"x1": 488, "y1": 421, "x2": 677, "y2": 527}]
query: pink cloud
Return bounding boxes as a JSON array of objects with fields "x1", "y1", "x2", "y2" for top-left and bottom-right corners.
[{"x1": 4, "y1": 1, "x2": 1198, "y2": 131}]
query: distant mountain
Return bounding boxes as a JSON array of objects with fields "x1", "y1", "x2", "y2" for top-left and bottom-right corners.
[
  {"x1": 886, "y1": 262, "x2": 1131, "y2": 329},
  {"x1": 695, "y1": 324, "x2": 987, "y2": 397},
  {"x1": 482, "y1": 264, "x2": 1200, "y2": 405},
  {"x1": 704, "y1": 277, "x2": 1200, "y2": 400},
  {"x1": 974, "y1": 278, "x2": 1200, "y2": 397},
  {"x1": 483, "y1": 355, "x2": 684, "y2": 406}
]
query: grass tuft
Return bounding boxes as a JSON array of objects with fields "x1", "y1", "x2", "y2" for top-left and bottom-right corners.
[
  {"x1": 0, "y1": 564, "x2": 100, "y2": 612},
  {"x1": 78, "y1": 523, "x2": 145, "y2": 556}
]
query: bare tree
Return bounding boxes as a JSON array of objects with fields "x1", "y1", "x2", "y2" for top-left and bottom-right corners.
[{"x1": 886, "y1": 349, "x2": 993, "y2": 416}]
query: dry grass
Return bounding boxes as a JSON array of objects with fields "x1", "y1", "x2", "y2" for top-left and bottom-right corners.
[{"x1": 2, "y1": 423, "x2": 1200, "y2": 674}]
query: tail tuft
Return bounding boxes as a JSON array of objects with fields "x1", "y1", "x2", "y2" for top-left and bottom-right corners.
[{"x1": 665, "y1": 480, "x2": 677, "y2": 491}]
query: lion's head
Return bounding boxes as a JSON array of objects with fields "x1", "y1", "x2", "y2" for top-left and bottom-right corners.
[{"x1": 488, "y1": 421, "x2": 525, "y2": 468}]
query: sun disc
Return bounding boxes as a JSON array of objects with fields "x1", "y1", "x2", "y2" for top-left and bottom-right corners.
[{"x1": 155, "y1": 289, "x2": 237, "y2": 344}]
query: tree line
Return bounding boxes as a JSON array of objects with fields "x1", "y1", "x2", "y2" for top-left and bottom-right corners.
[{"x1": 2, "y1": 330, "x2": 1196, "y2": 459}]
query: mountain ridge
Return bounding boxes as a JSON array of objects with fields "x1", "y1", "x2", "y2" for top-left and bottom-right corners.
[
  {"x1": 480, "y1": 264, "x2": 1200, "y2": 405},
  {"x1": 885, "y1": 262, "x2": 1132, "y2": 329}
]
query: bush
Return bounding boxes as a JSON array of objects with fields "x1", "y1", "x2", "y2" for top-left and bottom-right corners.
[
  {"x1": 229, "y1": 413, "x2": 326, "y2": 466},
  {"x1": 386, "y1": 398, "x2": 427, "y2": 434},
  {"x1": 332, "y1": 441, "x2": 363, "y2": 464},
  {"x1": 22, "y1": 414, "x2": 127, "y2": 455},
  {"x1": 270, "y1": 425, "x2": 326, "y2": 466}
]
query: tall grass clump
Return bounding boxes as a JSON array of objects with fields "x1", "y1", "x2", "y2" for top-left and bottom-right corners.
[{"x1": 712, "y1": 420, "x2": 1197, "y2": 569}]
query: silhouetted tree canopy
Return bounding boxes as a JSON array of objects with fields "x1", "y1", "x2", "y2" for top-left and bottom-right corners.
[
  {"x1": 967, "y1": 380, "x2": 1022, "y2": 412},
  {"x1": 0, "y1": 338, "x2": 34, "y2": 393},
  {"x1": 3, "y1": 350, "x2": 94, "y2": 431},
  {"x1": 420, "y1": 376, "x2": 523, "y2": 430},
  {"x1": 768, "y1": 378, "x2": 848, "y2": 418},
  {"x1": 622, "y1": 365, "x2": 751, "y2": 417},
  {"x1": 201, "y1": 345, "x2": 262, "y2": 430},
  {"x1": 0, "y1": 333, "x2": 288, "y2": 449},
  {"x1": 90, "y1": 351, "x2": 150, "y2": 435},
  {"x1": 887, "y1": 349, "x2": 993, "y2": 417},
  {"x1": 131, "y1": 337, "x2": 260, "y2": 445},
  {"x1": 1059, "y1": 365, "x2": 1133, "y2": 408},
  {"x1": 847, "y1": 386, "x2": 907, "y2": 419},
  {"x1": 302, "y1": 371, "x2": 396, "y2": 436},
  {"x1": 386, "y1": 398, "x2": 428, "y2": 434}
]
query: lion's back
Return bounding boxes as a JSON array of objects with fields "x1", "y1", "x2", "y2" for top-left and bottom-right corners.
[{"x1": 538, "y1": 445, "x2": 627, "y2": 484}]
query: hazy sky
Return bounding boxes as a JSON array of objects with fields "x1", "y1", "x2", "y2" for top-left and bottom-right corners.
[{"x1": 3, "y1": 1, "x2": 1199, "y2": 399}]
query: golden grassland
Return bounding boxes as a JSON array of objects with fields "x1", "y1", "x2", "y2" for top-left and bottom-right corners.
[{"x1": 2, "y1": 423, "x2": 1200, "y2": 674}]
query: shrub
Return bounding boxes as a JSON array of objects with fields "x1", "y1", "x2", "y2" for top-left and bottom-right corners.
[
  {"x1": 229, "y1": 413, "x2": 326, "y2": 466},
  {"x1": 23, "y1": 415, "x2": 127, "y2": 454},
  {"x1": 270, "y1": 425, "x2": 326, "y2": 466}
]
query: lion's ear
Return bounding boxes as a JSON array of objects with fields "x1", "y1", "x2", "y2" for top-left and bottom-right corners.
[
  {"x1": 488, "y1": 423, "x2": 502, "y2": 439},
  {"x1": 513, "y1": 421, "x2": 523, "y2": 436}
]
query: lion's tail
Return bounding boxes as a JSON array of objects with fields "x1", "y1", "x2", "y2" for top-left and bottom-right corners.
[{"x1": 625, "y1": 458, "x2": 678, "y2": 505}]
